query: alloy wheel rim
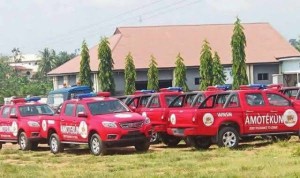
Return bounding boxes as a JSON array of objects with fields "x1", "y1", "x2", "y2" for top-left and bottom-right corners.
[
  {"x1": 222, "y1": 131, "x2": 236, "y2": 147},
  {"x1": 92, "y1": 138, "x2": 100, "y2": 154},
  {"x1": 51, "y1": 137, "x2": 58, "y2": 152},
  {"x1": 20, "y1": 135, "x2": 26, "y2": 149},
  {"x1": 150, "y1": 132, "x2": 158, "y2": 142}
]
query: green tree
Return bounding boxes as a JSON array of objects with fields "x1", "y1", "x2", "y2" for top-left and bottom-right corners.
[
  {"x1": 289, "y1": 38, "x2": 300, "y2": 52},
  {"x1": 212, "y1": 52, "x2": 226, "y2": 85},
  {"x1": 174, "y1": 53, "x2": 188, "y2": 91},
  {"x1": 124, "y1": 52, "x2": 136, "y2": 95},
  {"x1": 53, "y1": 51, "x2": 77, "y2": 68},
  {"x1": 147, "y1": 55, "x2": 159, "y2": 90},
  {"x1": 199, "y1": 40, "x2": 214, "y2": 90},
  {"x1": 231, "y1": 18, "x2": 248, "y2": 89},
  {"x1": 79, "y1": 40, "x2": 93, "y2": 88},
  {"x1": 38, "y1": 48, "x2": 55, "y2": 77},
  {"x1": 98, "y1": 37, "x2": 115, "y2": 93},
  {"x1": 11, "y1": 47, "x2": 23, "y2": 63}
]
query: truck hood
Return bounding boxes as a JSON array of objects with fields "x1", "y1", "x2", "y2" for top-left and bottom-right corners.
[{"x1": 91, "y1": 112, "x2": 146, "y2": 123}]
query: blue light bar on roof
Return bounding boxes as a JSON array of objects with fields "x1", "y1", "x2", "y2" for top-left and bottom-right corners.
[
  {"x1": 249, "y1": 84, "x2": 267, "y2": 89},
  {"x1": 76, "y1": 93, "x2": 97, "y2": 99},
  {"x1": 167, "y1": 87, "x2": 183, "y2": 91},
  {"x1": 215, "y1": 85, "x2": 230, "y2": 90},
  {"x1": 140, "y1": 89, "x2": 155, "y2": 93},
  {"x1": 25, "y1": 96, "x2": 41, "y2": 102}
]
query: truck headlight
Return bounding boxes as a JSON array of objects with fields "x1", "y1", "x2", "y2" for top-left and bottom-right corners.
[
  {"x1": 102, "y1": 121, "x2": 117, "y2": 128},
  {"x1": 144, "y1": 117, "x2": 151, "y2": 125},
  {"x1": 28, "y1": 121, "x2": 40, "y2": 127}
]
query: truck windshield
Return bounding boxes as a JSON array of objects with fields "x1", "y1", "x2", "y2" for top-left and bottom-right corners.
[
  {"x1": 19, "y1": 104, "x2": 54, "y2": 116},
  {"x1": 88, "y1": 100, "x2": 130, "y2": 115},
  {"x1": 47, "y1": 93, "x2": 66, "y2": 108}
]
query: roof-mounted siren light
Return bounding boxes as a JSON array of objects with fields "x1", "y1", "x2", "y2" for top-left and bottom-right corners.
[
  {"x1": 267, "y1": 84, "x2": 283, "y2": 90},
  {"x1": 159, "y1": 87, "x2": 183, "y2": 92},
  {"x1": 76, "y1": 93, "x2": 97, "y2": 99},
  {"x1": 206, "y1": 85, "x2": 230, "y2": 91},
  {"x1": 239, "y1": 84, "x2": 267, "y2": 90},
  {"x1": 134, "y1": 90, "x2": 155, "y2": 95},
  {"x1": 96, "y1": 92, "x2": 110, "y2": 97},
  {"x1": 11, "y1": 96, "x2": 41, "y2": 104}
]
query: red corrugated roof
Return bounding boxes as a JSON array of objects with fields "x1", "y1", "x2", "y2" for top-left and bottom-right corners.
[{"x1": 48, "y1": 23, "x2": 300, "y2": 75}]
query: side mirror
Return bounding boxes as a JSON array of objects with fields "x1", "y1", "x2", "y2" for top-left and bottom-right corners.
[
  {"x1": 129, "y1": 106, "x2": 136, "y2": 112},
  {"x1": 77, "y1": 111, "x2": 87, "y2": 118},
  {"x1": 9, "y1": 113, "x2": 18, "y2": 119}
]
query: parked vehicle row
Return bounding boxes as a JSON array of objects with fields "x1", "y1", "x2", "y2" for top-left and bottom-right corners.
[{"x1": 0, "y1": 84, "x2": 299, "y2": 155}]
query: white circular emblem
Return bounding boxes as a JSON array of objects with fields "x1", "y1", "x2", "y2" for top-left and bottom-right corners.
[
  {"x1": 203, "y1": 113, "x2": 214, "y2": 126},
  {"x1": 42, "y1": 120, "x2": 47, "y2": 131},
  {"x1": 142, "y1": 112, "x2": 147, "y2": 117},
  {"x1": 78, "y1": 121, "x2": 88, "y2": 138},
  {"x1": 115, "y1": 114, "x2": 132, "y2": 118},
  {"x1": 11, "y1": 121, "x2": 18, "y2": 136},
  {"x1": 282, "y1": 109, "x2": 297, "y2": 127},
  {"x1": 170, "y1": 114, "x2": 176, "y2": 125}
]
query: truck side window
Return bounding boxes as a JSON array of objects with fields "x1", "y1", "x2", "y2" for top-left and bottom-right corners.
[
  {"x1": 64, "y1": 104, "x2": 75, "y2": 116},
  {"x1": 1, "y1": 107, "x2": 10, "y2": 118},
  {"x1": 76, "y1": 104, "x2": 85, "y2": 116},
  {"x1": 245, "y1": 93, "x2": 264, "y2": 106},
  {"x1": 267, "y1": 93, "x2": 290, "y2": 106},
  {"x1": 225, "y1": 94, "x2": 239, "y2": 108},
  {"x1": 148, "y1": 96, "x2": 160, "y2": 108},
  {"x1": 169, "y1": 95, "x2": 184, "y2": 107}
]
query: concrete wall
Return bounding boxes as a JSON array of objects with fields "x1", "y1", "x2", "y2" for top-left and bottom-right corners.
[{"x1": 253, "y1": 64, "x2": 279, "y2": 84}]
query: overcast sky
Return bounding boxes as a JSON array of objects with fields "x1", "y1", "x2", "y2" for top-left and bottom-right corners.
[{"x1": 0, "y1": 0, "x2": 299, "y2": 55}]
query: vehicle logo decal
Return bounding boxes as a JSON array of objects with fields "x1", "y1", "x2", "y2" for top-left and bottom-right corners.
[
  {"x1": 282, "y1": 109, "x2": 297, "y2": 127},
  {"x1": 203, "y1": 113, "x2": 214, "y2": 126},
  {"x1": 170, "y1": 114, "x2": 176, "y2": 125},
  {"x1": 142, "y1": 112, "x2": 147, "y2": 117},
  {"x1": 115, "y1": 114, "x2": 132, "y2": 118},
  {"x1": 42, "y1": 120, "x2": 47, "y2": 131},
  {"x1": 78, "y1": 121, "x2": 88, "y2": 138},
  {"x1": 12, "y1": 121, "x2": 18, "y2": 136}
]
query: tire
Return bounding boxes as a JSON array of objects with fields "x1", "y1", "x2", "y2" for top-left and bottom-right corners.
[
  {"x1": 274, "y1": 135, "x2": 291, "y2": 142},
  {"x1": 49, "y1": 133, "x2": 64, "y2": 154},
  {"x1": 188, "y1": 136, "x2": 211, "y2": 149},
  {"x1": 135, "y1": 141, "x2": 150, "y2": 152},
  {"x1": 217, "y1": 127, "x2": 239, "y2": 148},
  {"x1": 0, "y1": 143, "x2": 2, "y2": 150},
  {"x1": 19, "y1": 132, "x2": 32, "y2": 151},
  {"x1": 161, "y1": 134, "x2": 181, "y2": 147},
  {"x1": 150, "y1": 132, "x2": 161, "y2": 144},
  {"x1": 89, "y1": 134, "x2": 107, "y2": 156}
]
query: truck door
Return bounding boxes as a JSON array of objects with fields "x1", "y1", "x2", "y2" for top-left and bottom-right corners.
[
  {"x1": 0, "y1": 107, "x2": 12, "y2": 140},
  {"x1": 60, "y1": 103, "x2": 76, "y2": 141},
  {"x1": 74, "y1": 104, "x2": 88, "y2": 142},
  {"x1": 142, "y1": 95, "x2": 164, "y2": 125}
]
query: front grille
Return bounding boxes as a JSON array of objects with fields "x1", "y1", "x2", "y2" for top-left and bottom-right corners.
[
  {"x1": 121, "y1": 131, "x2": 145, "y2": 140},
  {"x1": 119, "y1": 121, "x2": 144, "y2": 129}
]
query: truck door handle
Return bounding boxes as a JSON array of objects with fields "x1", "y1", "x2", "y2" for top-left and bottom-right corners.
[
  {"x1": 246, "y1": 110, "x2": 253, "y2": 113},
  {"x1": 270, "y1": 110, "x2": 277, "y2": 113}
]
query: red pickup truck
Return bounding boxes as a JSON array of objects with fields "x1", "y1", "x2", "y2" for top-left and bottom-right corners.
[
  {"x1": 0, "y1": 97, "x2": 54, "y2": 150},
  {"x1": 40, "y1": 93, "x2": 152, "y2": 155},
  {"x1": 139, "y1": 87, "x2": 183, "y2": 145},
  {"x1": 182, "y1": 86, "x2": 300, "y2": 149}
]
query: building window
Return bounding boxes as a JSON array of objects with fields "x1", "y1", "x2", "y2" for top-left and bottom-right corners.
[
  {"x1": 195, "y1": 78, "x2": 200, "y2": 85},
  {"x1": 258, "y1": 73, "x2": 268, "y2": 80}
]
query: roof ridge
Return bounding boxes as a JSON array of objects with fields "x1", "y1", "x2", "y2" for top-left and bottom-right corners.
[{"x1": 117, "y1": 22, "x2": 270, "y2": 29}]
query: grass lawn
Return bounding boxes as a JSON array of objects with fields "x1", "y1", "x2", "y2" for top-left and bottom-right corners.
[{"x1": 0, "y1": 137, "x2": 300, "y2": 178}]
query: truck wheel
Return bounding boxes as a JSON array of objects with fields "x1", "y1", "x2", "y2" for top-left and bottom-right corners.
[
  {"x1": 188, "y1": 136, "x2": 211, "y2": 149},
  {"x1": 217, "y1": 127, "x2": 239, "y2": 148},
  {"x1": 19, "y1": 132, "x2": 32, "y2": 151},
  {"x1": 161, "y1": 134, "x2": 181, "y2": 147},
  {"x1": 150, "y1": 132, "x2": 160, "y2": 144},
  {"x1": 0, "y1": 143, "x2": 2, "y2": 150},
  {"x1": 89, "y1": 134, "x2": 107, "y2": 156},
  {"x1": 135, "y1": 141, "x2": 150, "y2": 152},
  {"x1": 274, "y1": 135, "x2": 291, "y2": 142},
  {"x1": 49, "y1": 133, "x2": 64, "y2": 154}
]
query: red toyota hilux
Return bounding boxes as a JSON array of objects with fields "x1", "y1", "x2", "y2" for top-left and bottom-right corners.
[
  {"x1": 40, "y1": 93, "x2": 152, "y2": 155},
  {"x1": 181, "y1": 85, "x2": 300, "y2": 149},
  {"x1": 0, "y1": 97, "x2": 54, "y2": 150}
]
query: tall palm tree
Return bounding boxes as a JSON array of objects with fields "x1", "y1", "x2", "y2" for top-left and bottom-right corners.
[{"x1": 38, "y1": 48, "x2": 56, "y2": 76}]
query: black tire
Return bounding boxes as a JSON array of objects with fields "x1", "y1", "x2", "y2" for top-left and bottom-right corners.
[
  {"x1": 31, "y1": 142, "x2": 39, "y2": 150},
  {"x1": 89, "y1": 134, "x2": 107, "y2": 156},
  {"x1": 187, "y1": 136, "x2": 211, "y2": 149},
  {"x1": 183, "y1": 137, "x2": 191, "y2": 146},
  {"x1": 150, "y1": 132, "x2": 161, "y2": 144},
  {"x1": 19, "y1": 132, "x2": 32, "y2": 151},
  {"x1": 274, "y1": 135, "x2": 291, "y2": 142},
  {"x1": 217, "y1": 127, "x2": 239, "y2": 148},
  {"x1": 49, "y1": 133, "x2": 64, "y2": 154},
  {"x1": 161, "y1": 134, "x2": 181, "y2": 147},
  {"x1": 0, "y1": 143, "x2": 2, "y2": 150},
  {"x1": 135, "y1": 141, "x2": 150, "y2": 152}
]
